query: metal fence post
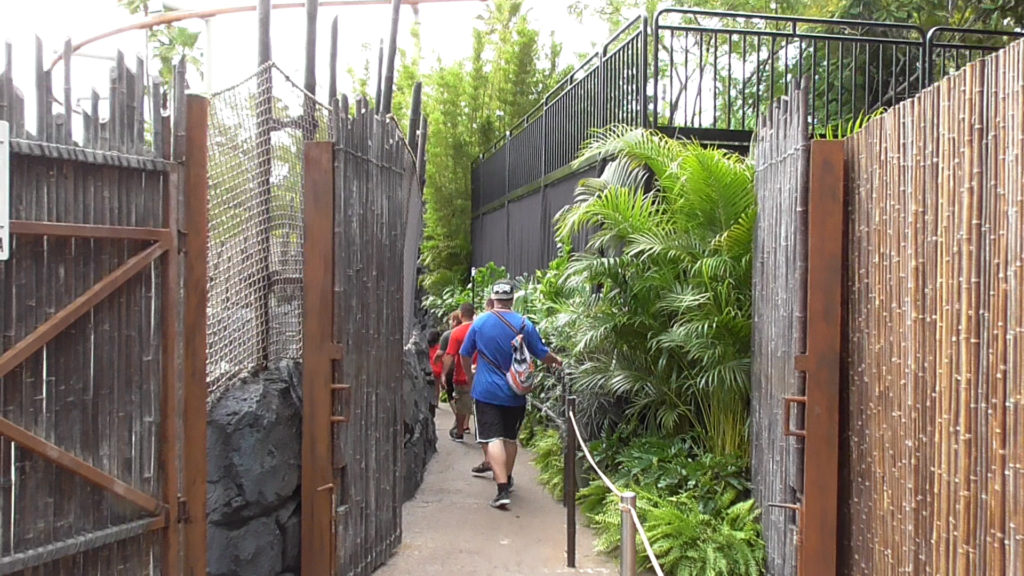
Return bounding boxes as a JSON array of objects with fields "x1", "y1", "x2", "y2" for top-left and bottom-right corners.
[
  {"x1": 620, "y1": 491, "x2": 637, "y2": 576},
  {"x1": 565, "y1": 394, "x2": 577, "y2": 568}
]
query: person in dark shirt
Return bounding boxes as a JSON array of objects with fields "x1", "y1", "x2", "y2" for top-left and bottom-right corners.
[{"x1": 461, "y1": 280, "x2": 562, "y2": 508}]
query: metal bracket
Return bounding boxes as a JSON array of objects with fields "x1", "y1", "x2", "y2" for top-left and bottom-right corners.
[
  {"x1": 177, "y1": 496, "x2": 189, "y2": 523},
  {"x1": 783, "y1": 395, "x2": 807, "y2": 438},
  {"x1": 330, "y1": 383, "x2": 352, "y2": 424},
  {"x1": 176, "y1": 229, "x2": 188, "y2": 253}
]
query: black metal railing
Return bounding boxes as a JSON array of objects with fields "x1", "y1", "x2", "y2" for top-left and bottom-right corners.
[
  {"x1": 472, "y1": 16, "x2": 647, "y2": 214},
  {"x1": 472, "y1": 10, "x2": 1022, "y2": 217},
  {"x1": 655, "y1": 8, "x2": 925, "y2": 134},
  {"x1": 926, "y1": 26, "x2": 1024, "y2": 83}
]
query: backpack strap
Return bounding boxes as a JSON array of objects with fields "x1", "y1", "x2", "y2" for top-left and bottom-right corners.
[
  {"x1": 492, "y1": 310, "x2": 522, "y2": 336},
  {"x1": 477, "y1": 349, "x2": 505, "y2": 372}
]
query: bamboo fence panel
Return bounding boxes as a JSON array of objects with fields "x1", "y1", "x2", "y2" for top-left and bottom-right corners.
[
  {"x1": 842, "y1": 38, "x2": 1024, "y2": 576},
  {"x1": 752, "y1": 79, "x2": 809, "y2": 576},
  {"x1": 331, "y1": 96, "x2": 416, "y2": 576}
]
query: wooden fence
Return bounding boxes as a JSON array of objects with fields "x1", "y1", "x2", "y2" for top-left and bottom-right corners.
[
  {"x1": 842, "y1": 38, "x2": 1024, "y2": 575},
  {"x1": 303, "y1": 94, "x2": 423, "y2": 576},
  {"x1": 0, "y1": 40, "x2": 205, "y2": 575},
  {"x1": 754, "y1": 37, "x2": 1024, "y2": 576},
  {"x1": 751, "y1": 80, "x2": 809, "y2": 576}
]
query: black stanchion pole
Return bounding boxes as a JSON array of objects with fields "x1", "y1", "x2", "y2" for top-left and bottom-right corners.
[{"x1": 565, "y1": 393, "x2": 577, "y2": 568}]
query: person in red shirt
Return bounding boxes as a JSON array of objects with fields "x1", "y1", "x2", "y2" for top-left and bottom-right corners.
[
  {"x1": 426, "y1": 329, "x2": 442, "y2": 413},
  {"x1": 443, "y1": 302, "x2": 475, "y2": 441}
]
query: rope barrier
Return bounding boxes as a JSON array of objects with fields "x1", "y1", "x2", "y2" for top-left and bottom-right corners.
[
  {"x1": 567, "y1": 408, "x2": 666, "y2": 576},
  {"x1": 567, "y1": 409, "x2": 621, "y2": 498},
  {"x1": 527, "y1": 395, "x2": 565, "y2": 427}
]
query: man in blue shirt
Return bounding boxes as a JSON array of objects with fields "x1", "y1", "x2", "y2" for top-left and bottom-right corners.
[{"x1": 460, "y1": 279, "x2": 562, "y2": 509}]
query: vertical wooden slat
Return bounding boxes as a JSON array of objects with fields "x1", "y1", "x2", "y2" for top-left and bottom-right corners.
[
  {"x1": 34, "y1": 37, "x2": 46, "y2": 141},
  {"x1": 62, "y1": 40, "x2": 72, "y2": 144},
  {"x1": 380, "y1": 0, "x2": 402, "y2": 116},
  {"x1": 302, "y1": 141, "x2": 335, "y2": 576},
  {"x1": 329, "y1": 16, "x2": 339, "y2": 103},
  {"x1": 182, "y1": 94, "x2": 209, "y2": 576}
]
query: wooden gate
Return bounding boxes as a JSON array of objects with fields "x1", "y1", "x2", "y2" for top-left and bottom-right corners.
[
  {"x1": 0, "y1": 47, "x2": 203, "y2": 575},
  {"x1": 302, "y1": 96, "x2": 421, "y2": 576},
  {"x1": 752, "y1": 80, "x2": 844, "y2": 576}
]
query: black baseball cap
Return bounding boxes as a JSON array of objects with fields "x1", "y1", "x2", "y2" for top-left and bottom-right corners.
[{"x1": 490, "y1": 279, "x2": 515, "y2": 300}]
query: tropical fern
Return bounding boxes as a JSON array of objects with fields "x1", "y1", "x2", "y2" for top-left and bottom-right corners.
[
  {"x1": 588, "y1": 489, "x2": 764, "y2": 576},
  {"x1": 551, "y1": 126, "x2": 756, "y2": 456}
]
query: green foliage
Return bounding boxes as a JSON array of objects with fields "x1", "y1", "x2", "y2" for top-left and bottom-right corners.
[
  {"x1": 420, "y1": 0, "x2": 565, "y2": 297},
  {"x1": 588, "y1": 489, "x2": 763, "y2": 576},
  {"x1": 819, "y1": 107, "x2": 887, "y2": 139},
  {"x1": 547, "y1": 432, "x2": 764, "y2": 576},
  {"x1": 548, "y1": 126, "x2": 755, "y2": 458},
  {"x1": 523, "y1": 427, "x2": 565, "y2": 499},
  {"x1": 117, "y1": 0, "x2": 203, "y2": 88},
  {"x1": 391, "y1": 21, "x2": 423, "y2": 131},
  {"x1": 346, "y1": 43, "x2": 375, "y2": 105},
  {"x1": 421, "y1": 262, "x2": 508, "y2": 322}
]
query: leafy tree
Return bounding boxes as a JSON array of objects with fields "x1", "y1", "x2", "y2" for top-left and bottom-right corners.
[
  {"x1": 419, "y1": 0, "x2": 565, "y2": 296},
  {"x1": 117, "y1": 0, "x2": 203, "y2": 87}
]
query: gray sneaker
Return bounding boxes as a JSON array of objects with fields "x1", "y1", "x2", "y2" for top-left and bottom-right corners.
[{"x1": 471, "y1": 461, "x2": 492, "y2": 477}]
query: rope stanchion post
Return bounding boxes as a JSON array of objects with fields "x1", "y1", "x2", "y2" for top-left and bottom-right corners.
[
  {"x1": 565, "y1": 394, "x2": 577, "y2": 568},
  {"x1": 621, "y1": 491, "x2": 638, "y2": 576}
]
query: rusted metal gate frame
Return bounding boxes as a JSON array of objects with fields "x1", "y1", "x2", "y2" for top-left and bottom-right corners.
[
  {"x1": 0, "y1": 146, "x2": 181, "y2": 573},
  {"x1": 785, "y1": 139, "x2": 845, "y2": 575},
  {"x1": 182, "y1": 94, "x2": 210, "y2": 576},
  {"x1": 302, "y1": 140, "x2": 338, "y2": 576}
]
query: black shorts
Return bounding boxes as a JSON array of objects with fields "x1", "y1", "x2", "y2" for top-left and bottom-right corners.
[{"x1": 474, "y1": 400, "x2": 526, "y2": 443}]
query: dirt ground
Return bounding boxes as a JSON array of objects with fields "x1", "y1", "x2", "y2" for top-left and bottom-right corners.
[{"x1": 373, "y1": 405, "x2": 616, "y2": 575}]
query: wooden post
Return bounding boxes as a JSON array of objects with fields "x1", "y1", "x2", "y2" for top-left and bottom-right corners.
[
  {"x1": 329, "y1": 16, "x2": 339, "y2": 103},
  {"x1": 182, "y1": 94, "x2": 210, "y2": 576},
  {"x1": 302, "y1": 141, "x2": 336, "y2": 576},
  {"x1": 374, "y1": 39, "x2": 384, "y2": 114},
  {"x1": 258, "y1": 0, "x2": 271, "y2": 65},
  {"x1": 62, "y1": 39, "x2": 72, "y2": 143},
  {"x1": 380, "y1": 0, "x2": 402, "y2": 115},
  {"x1": 797, "y1": 139, "x2": 844, "y2": 575},
  {"x1": 415, "y1": 114, "x2": 427, "y2": 188},
  {"x1": 302, "y1": 0, "x2": 320, "y2": 141},
  {"x1": 407, "y1": 81, "x2": 422, "y2": 152},
  {"x1": 565, "y1": 394, "x2": 577, "y2": 568},
  {"x1": 304, "y1": 0, "x2": 318, "y2": 97},
  {"x1": 256, "y1": 0, "x2": 274, "y2": 362}
]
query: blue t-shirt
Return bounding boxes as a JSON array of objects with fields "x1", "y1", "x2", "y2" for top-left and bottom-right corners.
[{"x1": 459, "y1": 310, "x2": 550, "y2": 407}]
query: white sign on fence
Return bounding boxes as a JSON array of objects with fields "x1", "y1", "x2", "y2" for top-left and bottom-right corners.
[{"x1": 0, "y1": 120, "x2": 8, "y2": 261}]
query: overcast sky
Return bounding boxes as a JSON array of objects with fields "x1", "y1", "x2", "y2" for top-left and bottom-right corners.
[{"x1": 0, "y1": 0, "x2": 603, "y2": 134}]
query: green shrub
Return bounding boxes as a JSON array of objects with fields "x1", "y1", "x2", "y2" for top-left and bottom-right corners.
[
  {"x1": 422, "y1": 262, "x2": 507, "y2": 323},
  {"x1": 526, "y1": 427, "x2": 564, "y2": 499},
  {"x1": 589, "y1": 489, "x2": 764, "y2": 576}
]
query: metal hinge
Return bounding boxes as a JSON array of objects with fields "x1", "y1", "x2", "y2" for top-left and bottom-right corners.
[
  {"x1": 177, "y1": 229, "x2": 188, "y2": 253},
  {"x1": 177, "y1": 496, "x2": 189, "y2": 523}
]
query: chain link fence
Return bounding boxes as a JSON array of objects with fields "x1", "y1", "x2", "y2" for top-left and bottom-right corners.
[{"x1": 207, "y1": 62, "x2": 333, "y2": 395}]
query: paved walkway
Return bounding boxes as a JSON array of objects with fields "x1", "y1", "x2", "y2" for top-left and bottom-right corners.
[{"x1": 373, "y1": 405, "x2": 616, "y2": 575}]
